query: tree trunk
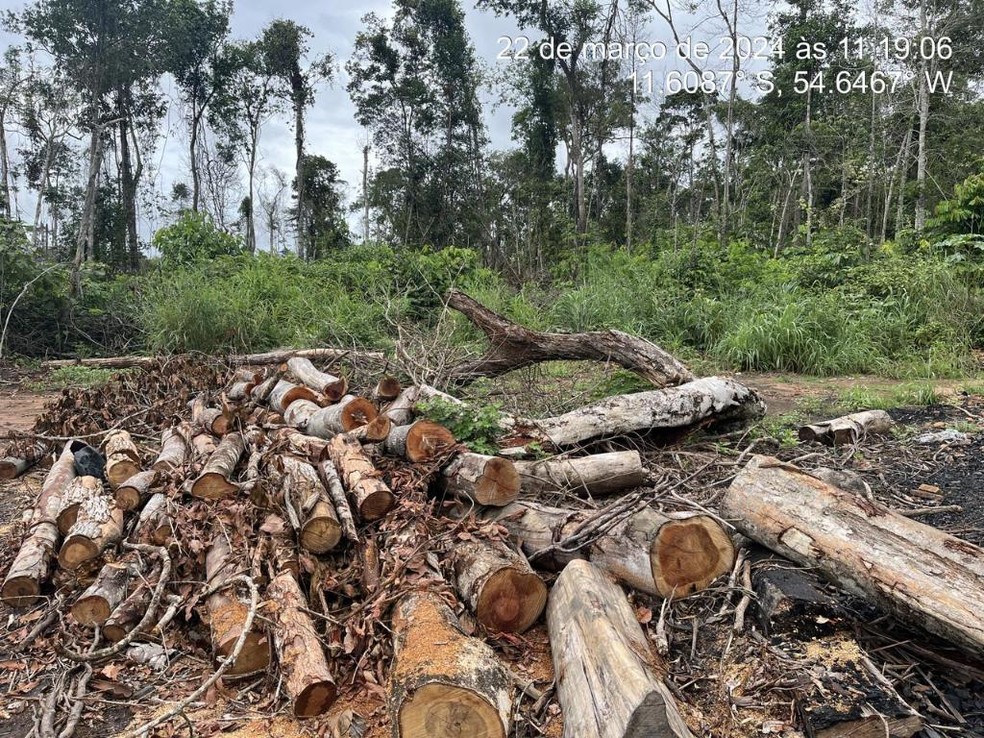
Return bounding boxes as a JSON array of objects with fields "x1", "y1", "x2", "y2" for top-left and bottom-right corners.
[
  {"x1": 0, "y1": 110, "x2": 10, "y2": 218},
  {"x1": 508, "y1": 376, "x2": 765, "y2": 449},
  {"x1": 798, "y1": 410, "x2": 895, "y2": 445},
  {"x1": 488, "y1": 501, "x2": 734, "y2": 598},
  {"x1": 276, "y1": 455, "x2": 341, "y2": 554},
  {"x1": 548, "y1": 559, "x2": 694, "y2": 738},
  {"x1": 153, "y1": 423, "x2": 191, "y2": 474},
  {"x1": 452, "y1": 540, "x2": 546, "y2": 633},
  {"x1": 102, "y1": 429, "x2": 141, "y2": 488},
  {"x1": 326, "y1": 435, "x2": 394, "y2": 521},
  {"x1": 284, "y1": 399, "x2": 321, "y2": 432},
  {"x1": 512, "y1": 451, "x2": 645, "y2": 498},
  {"x1": 0, "y1": 440, "x2": 47, "y2": 480},
  {"x1": 721, "y1": 456, "x2": 984, "y2": 657},
  {"x1": 134, "y1": 493, "x2": 175, "y2": 546},
  {"x1": 267, "y1": 570, "x2": 338, "y2": 717},
  {"x1": 383, "y1": 421, "x2": 456, "y2": 463},
  {"x1": 308, "y1": 395, "x2": 378, "y2": 436},
  {"x1": 389, "y1": 591, "x2": 512, "y2": 738},
  {"x1": 56, "y1": 475, "x2": 105, "y2": 535},
  {"x1": 190, "y1": 433, "x2": 246, "y2": 499},
  {"x1": 287, "y1": 357, "x2": 348, "y2": 401},
  {"x1": 72, "y1": 558, "x2": 132, "y2": 626},
  {"x1": 268, "y1": 380, "x2": 320, "y2": 414},
  {"x1": 41, "y1": 347, "x2": 384, "y2": 371},
  {"x1": 114, "y1": 470, "x2": 158, "y2": 512},
  {"x1": 73, "y1": 122, "x2": 103, "y2": 292},
  {"x1": 58, "y1": 495, "x2": 124, "y2": 570},
  {"x1": 439, "y1": 453, "x2": 519, "y2": 507},
  {"x1": 915, "y1": 0, "x2": 929, "y2": 230},
  {"x1": 446, "y1": 290, "x2": 693, "y2": 387}
]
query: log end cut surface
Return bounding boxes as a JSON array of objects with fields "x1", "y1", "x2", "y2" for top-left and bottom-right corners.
[
  {"x1": 72, "y1": 596, "x2": 113, "y2": 626},
  {"x1": 399, "y1": 683, "x2": 505, "y2": 738},
  {"x1": 300, "y1": 519, "x2": 342, "y2": 554},
  {"x1": 295, "y1": 681, "x2": 338, "y2": 718},
  {"x1": 406, "y1": 421, "x2": 456, "y2": 462},
  {"x1": 57, "y1": 537, "x2": 99, "y2": 570},
  {"x1": 190, "y1": 473, "x2": 240, "y2": 500},
  {"x1": 340, "y1": 397, "x2": 378, "y2": 431},
  {"x1": 477, "y1": 567, "x2": 547, "y2": 633},
  {"x1": 359, "y1": 489, "x2": 395, "y2": 521},
  {"x1": 0, "y1": 459, "x2": 22, "y2": 479},
  {"x1": 476, "y1": 458, "x2": 520, "y2": 506},
  {"x1": 1, "y1": 577, "x2": 40, "y2": 606},
  {"x1": 652, "y1": 516, "x2": 734, "y2": 597}
]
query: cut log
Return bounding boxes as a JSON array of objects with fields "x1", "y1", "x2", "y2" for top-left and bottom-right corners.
[
  {"x1": 251, "y1": 368, "x2": 285, "y2": 404},
  {"x1": 751, "y1": 557, "x2": 922, "y2": 738},
  {"x1": 1, "y1": 443, "x2": 76, "y2": 606},
  {"x1": 721, "y1": 456, "x2": 984, "y2": 658},
  {"x1": 439, "y1": 454, "x2": 519, "y2": 507},
  {"x1": 56, "y1": 475, "x2": 105, "y2": 535},
  {"x1": 267, "y1": 571, "x2": 338, "y2": 717},
  {"x1": 547, "y1": 559, "x2": 694, "y2": 738},
  {"x1": 308, "y1": 395, "x2": 377, "y2": 436},
  {"x1": 447, "y1": 288, "x2": 694, "y2": 387},
  {"x1": 72, "y1": 559, "x2": 132, "y2": 626},
  {"x1": 227, "y1": 371, "x2": 262, "y2": 401},
  {"x1": 277, "y1": 455, "x2": 341, "y2": 554},
  {"x1": 383, "y1": 420, "x2": 456, "y2": 463},
  {"x1": 114, "y1": 470, "x2": 158, "y2": 512},
  {"x1": 284, "y1": 399, "x2": 322, "y2": 431},
  {"x1": 488, "y1": 501, "x2": 735, "y2": 598},
  {"x1": 374, "y1": 376, "x2": 401, "y2": 403},
  {"x1": 452, "y1": 540, "x2": 547, "y2": 633},
  {"x1": 134, "y1": 494, "x2": 175, "y2": 546},
  {"x1": 513, "y1": 451, "x2": 646, "y2": 498},
  {"x1": 0, "y1": 440, "x2": 47, "y2": 479},
  {"x1": 58, "y1": 495, "x2": 124, "y2": 570},
  {"x1": 287, "y1": 356, "x2": 347, "y2": 402},
  {"x1": 316, "y1": 458, "x2": 359, "y2": 543},
  {"x1": 390, "y1": 591, "x2": 512, "y2": 738},
  {"x1": 102, "y1": 429, "x2": 141, "y2": 488},
  {"x1": 384, "y1": 384, "x2": 464, "y2": 426},
  {"x1": 190, "y1": 433, "x2": 246, "y2": 499},
  {"x1": 41, "y1": 347, "x2": 383, "y2": 370},
  {"x1": 190, "y1": 432, "x2": 218, "y2": 461},
  {"x1": 153, "y1": 423, "x2": 190, "y2": 473},
  {"x1": 346, "y1": 415, "x2": 392, "y2": 443},
  {"x1": 798, "y1": 410, "x2": 895, "y2": 445},
  {"x1": 508, "y1": 376, "x2": 765, "y2": 448},
  {"x1": 279, "y1": 428, "x2": 329, "y2": 459},
  {"x1": 104, "y1": 575, "x2": 157, "y2": 642},
  {"x1": 205, "y1": 533, "x2": 270, "y2": 678},
  {"x1": 326, "y1": 435, "x2": 394, "y2": 521},
  {"x1": 268, "y1": 380, "x2": 321, "y2": 414}
]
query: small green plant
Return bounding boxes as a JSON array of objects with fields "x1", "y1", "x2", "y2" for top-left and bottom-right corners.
[
  {"x1": 30, "y1": 365, "x2": 118, "y2": 391},
  {"x1": 893, "y1": 384, "x2": 943, "y2": 407},
  {"x1": 418, "y1": 396, "x2": 503, "y2": 455}
]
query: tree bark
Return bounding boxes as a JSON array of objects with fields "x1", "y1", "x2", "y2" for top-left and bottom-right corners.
[
  {"x1": 191, "y1": 396, "x2": 233, "y2": 436},
  {"x1": 104, "y1": 572, "x2": 158, "y2": 642},
  {"x1": 278, "y1": 428, "x2": 328, "y2": 459},
  {"x1": 798, "y1": 410, "x2": 895, "y2": 445},
  {"x1": 277, "y1": 455, "x2": 341, "y2": 554},
  {"x1": 383, "y1": 420, "x2": 455, "y2": 463},
  {"x1": 316, "y1": 457, "x2": 359, "y2": 543},
  {"x1": 190, "y1": 433, "x2": 246, "y2": 499},
  {"x1": 58, "y1": 495, "x2": 124, "y2": 570},
  {"x1": 102, "y1": 429, "x2": 141, "y2": 488},
  {"x1": 267, "y1": 571, "x2": 337, "y2": 717},
  {"x1": 114, "y1": 470, "x2": 158, "y2": 512},
  {"x1": 548, "y1": 559, "x2": 694, "y2": 738},
  {"x1": 512, "y1": 451, "x2": 645, "y2": 498},
  {"x1": 153, "y1": 423, "x2": 191, "y2": 474},
  {"x1": 268, "y1": 380, "x2": 321, "y2": 414},
  {"x1": 134, "y1": 493, "x2": 175, "y2": 546},
  {"x1": 41, "y1": 347, "x2": 384, "y2": 371},
  {"x1": 452, "y1": 540, "x2": 546, "y2": 633},
  {"x1": 0, "y1": 440, "x2": 47, "y2": 480},
  {"x1": 72, "y1": 558, "x2": 132, "y2": 626},
  {"x1": 287, "y1": 357, "x2": 347, "y2": 402},
  {"x1": 284, "y1": 399, "x2": 322, "y2": 432},
  {"x1": 308, "y1": 395, "x2": 378, "y2": 437},
  {"x1": 326, "y1": 435, "x2": 394, "y2": 521},
  {"x1": 56, "y1": 475, "x2": 105, "y2": 535},
  {"x1": 721, "y1": 456, "x2": 984, "y2": 658},
  {"x1": 439, "y1": 454, "x2": 519, "y2": 507},
  {"x1": 389, "y1": 591, "x2": 512, "y2": 738},
  {"x1": 446, "y1": 289, "x2": 693, "y2": 387}
]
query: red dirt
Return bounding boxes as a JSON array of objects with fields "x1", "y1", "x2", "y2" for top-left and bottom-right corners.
[{"x1": 0, "y1": 384, "x2": 53, "y2": 435}]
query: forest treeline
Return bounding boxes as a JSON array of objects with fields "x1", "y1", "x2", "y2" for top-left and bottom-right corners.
[{"x1": 0, "y1": 0, "x2": 982, "y2": 376}]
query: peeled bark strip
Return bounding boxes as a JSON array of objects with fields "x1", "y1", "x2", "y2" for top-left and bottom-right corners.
[
  {"x1": 102, "y1": 429, "x2": 141, "y2": 488},
  {"x1": 134, "y1": 494, "x2": 175, "y2": 546},
  {"x1": 798, "y1": 410, "x2": 895, "y2": 445},
  {"x1": 383, "y1": 420, "x2": 455, "y2": 463},
  {"x1": 513, "y1": 451, "x2": 646, "y2": 498},
  {"x1": 447, "y1": 288, "x2": 694, "y2": 387},
  {"x1": 509, "y1": 377, "x2": 765, "y2": 448},
  {"x1": 489, "y1": 501, "x2": 734, "y2": 598},
  {"x1": 374, "y1": 376, "x2": 401, "y2": 403},
  {"x1": 153, "y1": 424, "x2": 190, "y2": 473},
  {"x1": 384, "y1": 385, "x2": 465, "y2": 426},
  {"x1": 42, "y1": 347, "x2": 383, "y2": 370},
  {"x1": 268, "y1": 380, "x2": 320, "y2": 414},
  {"x1": 114, "y1": 470, "x2": 158, "y2": 512},
  {"x1": 267, "y1": 571, "x2": 338, "y2": 717},
  {"x1": 278, "y1": 456, "x2": 341, "y2": 554},
  {"x1": 327, "y1": 435, "x2": 394, "y2": 521},
  {"x1": 56, "y1": 475, "x2": 104, "y2": 535},
  {"x1": 284, "y1": 399, "x2": 322, "y2": 432},
  {"x1": 316, "y1": 458, "x2": 359, "y2": 543},
  {"x1": 440, "y1": 454, "x2": 519, "y2": 506},
  {"x1": 548, "y1": 559, "x2": 694, "y2": 738},
  {"x1": 190, "y1": 433, "x2": 246, "y2": 499},
  {"x1": 288, "y1": 356, "x2": 347, "y2": 402},
  {"x1": 390, "y1": 591, "x2": 512, "y2": 738},
  {"x1": 308, "y1": 395, "x2": 378, "y2": 437},
  {"x1": 453, "y1": 540, "x2": 547, "y2": 633},
  {"x1": 58, "y1": 495, "x2": 124, "y2": 570},
  {"x1": 0, "y1": 440, "x2": 47, "y2": 479},
  {"x1": 722, "y1": 456, "x2": 984, "y2": 658},
  {"x1": 72, "y1": 559, "x2": 132, "y2": 626},
  {"x1": 205, "y1": 533, "x2": 270, "y2": 678}
]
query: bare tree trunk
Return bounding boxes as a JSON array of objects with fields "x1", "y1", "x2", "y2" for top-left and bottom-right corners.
[
  {"x1": 74, "y1": 122, "x2": 104, "y2": 293},
  {"x1": 0, "y1": 111, "x2": 10, "y2": 219},
  {"x1": 362, "y1": 144, "x2": 370, "y2": 242},
  {"x1": 915, "y1": 0, "x2": 929, "y2": 230}
]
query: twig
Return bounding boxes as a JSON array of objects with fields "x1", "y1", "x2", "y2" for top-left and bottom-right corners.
[
  {"x1": 896, "y1": 504, "x2": 962, "y2": 518},
  {"x1": 732, "y1": 560, "x2": 753, "y2": 633},
  {"x1": 56, "y1": 664, "x2": 93, "y2": 738},
  {"x1": 18, "y1": 595, "x2": 66, "y2": 652}
]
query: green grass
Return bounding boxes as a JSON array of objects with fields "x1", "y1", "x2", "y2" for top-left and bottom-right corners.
[
  {"x1": 29, "y1": 365, "x2": 118, "y2": 391},
  {"x1": 835, "y1": 383, "x2": 945, "y2": 413}
]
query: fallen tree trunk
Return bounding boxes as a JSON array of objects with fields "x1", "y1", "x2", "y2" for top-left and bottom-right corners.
[
  {"x1": 267, "y1": 570, "x2": 337, "y2": 717},
  {"x1": 798, "y1": 410, "x2": 895, "y2": 445},
  {"x1": 268, "y1": 380, "x2": 321, "y2": 414},
  {"x1": 287, "y1": 357, "x2": 347, "y2": 402},
  {"x1": 383, "y1": 384, "x2": 464, "y2": 426},
  {"x1": 1, "y1": 443, "x2": 76, "y2": 606},
  {"x1": 722, "y1": 456, "x2": 984, "y2": 658},
  {"x1": 114, "y1": 470, "x2": 158, "y2": 512},
  {"x1": 58, "y1": 495, "x2": 124, "y2": 569},
  {"x1": 446, "y1": 289, "x2": 694, "y2": 387},
  {"x1": 72, "y1": 558, "x2": 133, "y2": 626},
  {"x1": 41, "y1": 347, "x2": 383, "y2": 371},
  {"x1": 488, "y1": 501, "x2": 734, "y2": 598},
  {"x1": 383, "y1": 420, "x2": 456, "y2": 463},
  {"x1": 452, "y1": 540, "x2": 547, "y2": 633},
  {"x1": 390, "y1": 591, "x2": 512, "y2": 738},
  {"x1": 153, "y1": 424, "x2": 190, "y2": 474},
  {"x1": 204, "y1": 533, "x2": 270, "y2": 678},
  {"x1": 307, "y1": 395, "x2": 377, "y2": 437},
  {"x1": 0, "y1": 440, "x2": 47, "y2": 479},
  {"x1": 102, "y1": 429, "x2": 141, "y2": 488},
  {"x1": 190, "y1": 433, "x2": 246, "y2": 499},
  {"x1": 277, "y1": 456, "x2": 341, "y2": 554},
  {"x1": 56, "y1": 475, "x2": 104, "y2": 534},
  {"x1": 513, "y1": 451, "x2": 646, "y2": 498},
  {"x1": 439, "y1": 453, "x2": 519, "y2": 507},
  {"x1": 548, "y1": 559, "x2": 694, "y2": 738},
  {"x1": 326, "y1": 435, "x2": 393, "y2": 521}
]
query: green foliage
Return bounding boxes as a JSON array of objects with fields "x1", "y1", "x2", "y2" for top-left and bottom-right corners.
[
  {"x1": 418, "y1": 396, "x2": 502, "y2": 455},
  {"x1": 29, "y1": 365, "x2": 117, "y2": 391},
  {"x1": 152, "y1": 211, "x2": 242, "y2": 269}
]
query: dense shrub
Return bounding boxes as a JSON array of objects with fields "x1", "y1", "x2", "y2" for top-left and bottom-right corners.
[{"x1": 152, "y1": 212, "x2": 242, "y2": 270}]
